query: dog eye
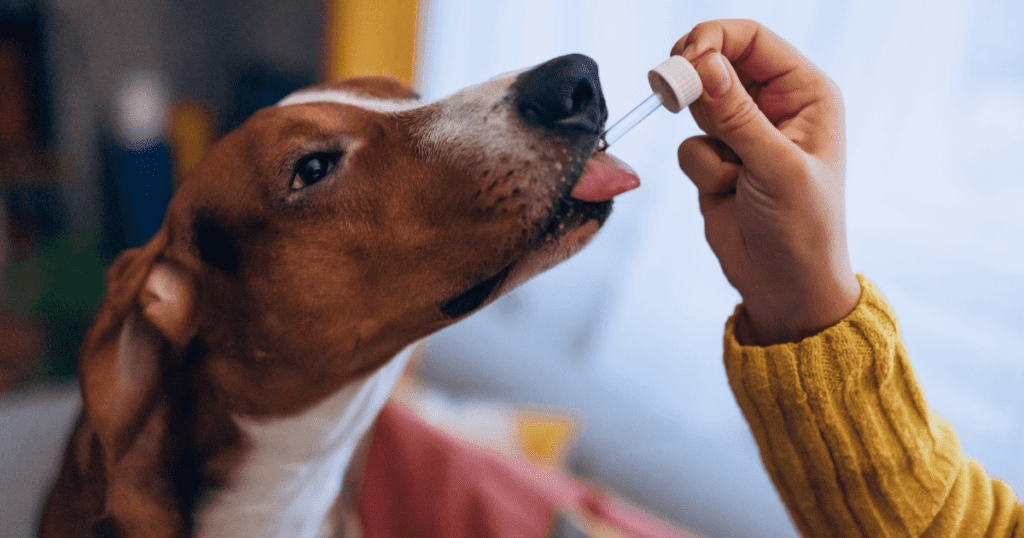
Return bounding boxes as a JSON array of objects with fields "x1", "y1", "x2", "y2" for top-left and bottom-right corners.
[{"x1": 291, "y1": 152, "x2": 340, "y2": 190}]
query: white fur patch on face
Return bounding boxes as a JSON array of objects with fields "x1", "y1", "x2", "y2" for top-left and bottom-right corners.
[
  {"x1": 409, "y1": 72, "x2": 530, "y2": 164},
  {"x1": 277, "y1": 89, "x2": 423, "y2": 113},
  {"x1": 194, "y1": 343, "x2": 416, "y2": 538},
  {"x1": 277, "y1": 73, "x2": 537, "y2": 172}
]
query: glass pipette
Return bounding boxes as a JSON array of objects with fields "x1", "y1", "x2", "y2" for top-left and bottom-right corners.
[{"x1": 600, "y1": 56, "x2": 703, "y2": 150}]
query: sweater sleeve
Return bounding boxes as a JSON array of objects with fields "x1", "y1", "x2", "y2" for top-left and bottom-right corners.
[{"x1": 723, "y1": 275, "x2": 1024, "y2": 537}]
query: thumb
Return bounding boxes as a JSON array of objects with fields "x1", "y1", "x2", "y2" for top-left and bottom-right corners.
[{"x1": 692, "y1": 53, "x2": 800, "y2": 177}]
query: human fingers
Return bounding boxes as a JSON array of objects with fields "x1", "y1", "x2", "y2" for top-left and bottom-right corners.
[
  {"x1": 671, "y1": 19, "x2": 806, "y2": 86},
  {"x1": 678, "y1": 135, "x2": 741, "y2": 196},
  {"x1": 675, "y1": 20, "x2": 844, "y2": 163},
  {"x1": 687, "y1": 50, "x2": 803, "y2": 183}
]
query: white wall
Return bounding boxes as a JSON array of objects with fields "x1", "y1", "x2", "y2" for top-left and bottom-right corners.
[{"x1": 416, "y1": 1, "x2": 1024, "y2": 536}]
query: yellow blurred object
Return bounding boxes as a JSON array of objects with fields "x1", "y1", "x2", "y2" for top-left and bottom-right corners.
[
  {"x1": 516, "y1": 411, "x2": 578, "y2": 467},
  {"x1": 323, "y1": 0, "x2": 418, "y2": 86},
  {"x1": 169, "y1": 101, "x2": 214, "y2": 179}
]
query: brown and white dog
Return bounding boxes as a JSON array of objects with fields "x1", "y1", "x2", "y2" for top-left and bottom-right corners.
[{"x1": 39, "y1": 54, "x2": 640, "y2": 538}]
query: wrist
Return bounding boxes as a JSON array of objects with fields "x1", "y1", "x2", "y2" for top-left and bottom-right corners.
[{"x1": 737, "y1": 272, "x2": 860, "y2": 346}]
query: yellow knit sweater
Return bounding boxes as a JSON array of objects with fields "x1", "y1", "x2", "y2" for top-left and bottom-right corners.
[{"x1": 723, "y1": 275, "x2": 1023, "y2": 537}]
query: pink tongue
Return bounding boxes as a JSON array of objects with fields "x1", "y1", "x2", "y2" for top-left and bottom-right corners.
[{"x1": 570, "y1": 152, "x2": 640, "y2": 202}]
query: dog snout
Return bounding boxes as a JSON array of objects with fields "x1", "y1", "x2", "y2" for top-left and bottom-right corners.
[{"x1": 513, "y1": 54, "x2": 607, "y2": 134}]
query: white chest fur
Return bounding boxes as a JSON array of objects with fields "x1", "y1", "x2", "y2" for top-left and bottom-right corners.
[{"x1": 194, "y1": 345, "x2": 415, "y2": 538}]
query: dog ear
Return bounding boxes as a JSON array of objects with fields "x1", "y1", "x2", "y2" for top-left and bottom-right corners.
[{"x1": 71, "y1": 228, "x2": 200, "y2": 535}]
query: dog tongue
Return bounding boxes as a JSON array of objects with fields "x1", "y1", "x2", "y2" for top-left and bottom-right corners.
[{"x1": 571, "y1": 152, "x2": 640, "y2": 202}]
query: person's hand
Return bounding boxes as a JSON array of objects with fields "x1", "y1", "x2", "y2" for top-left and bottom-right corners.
[{"x1": 674, "y1": 20, "x2": 860, "y2": 345}]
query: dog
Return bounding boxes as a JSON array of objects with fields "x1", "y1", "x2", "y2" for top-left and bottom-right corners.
[{"x1": 38, "y1": 54, "x2": 646, "y2": 538}]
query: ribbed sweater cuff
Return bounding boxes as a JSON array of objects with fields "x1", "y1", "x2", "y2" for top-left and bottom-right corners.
[{"x1": 723, "y1": 275, "x2": 960, "y2": 536}]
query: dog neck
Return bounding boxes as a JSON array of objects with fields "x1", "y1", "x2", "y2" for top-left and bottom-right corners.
[{"x1": 194, "y1": 344, "x2": 416, "y2": 538}]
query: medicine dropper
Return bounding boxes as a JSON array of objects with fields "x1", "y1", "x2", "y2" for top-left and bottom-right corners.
[{"x1": 600, "y1": 56, "x2": 703, "y2": 149}]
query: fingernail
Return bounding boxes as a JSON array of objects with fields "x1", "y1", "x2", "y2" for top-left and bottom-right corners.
[
  {"x1": 681, "y1": 43, "x2": 695, "y2": 59},
  {"x1": 702, "y1": 53, "x2": 732, "y2": 99}
]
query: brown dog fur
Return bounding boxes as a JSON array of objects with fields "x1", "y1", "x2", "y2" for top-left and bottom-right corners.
[{"x1": 39, "y1": 70, "x2": 613, "y2": 537}]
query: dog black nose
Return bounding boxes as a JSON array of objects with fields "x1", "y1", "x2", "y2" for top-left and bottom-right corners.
[{"x1": 513, "y1": 54, "x2": 607, "y2": 134}]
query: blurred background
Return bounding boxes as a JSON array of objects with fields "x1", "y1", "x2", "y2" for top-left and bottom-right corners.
[{"x1": 1, "y1": 0, "x2": 1023, "y2": 536}]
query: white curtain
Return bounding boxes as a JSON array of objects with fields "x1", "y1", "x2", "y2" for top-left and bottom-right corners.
[{"x1": 417, "y1": 1, "x2": 1024, "y2": 536}]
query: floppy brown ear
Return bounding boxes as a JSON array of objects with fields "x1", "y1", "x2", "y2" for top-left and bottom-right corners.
[{"x1": 41, "y1": 228, "x2": 201, "y2": 537}]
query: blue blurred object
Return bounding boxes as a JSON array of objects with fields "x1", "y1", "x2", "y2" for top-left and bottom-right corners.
[
  {"x1": 112, "y1": 142, "x2": 174, "y2": 249},
  {"x1": 110, "y1": 70, "x2": 175, "y2": 249},
  {"x1": 108, "y1": 63, "x2": 313, "y2": 250},
  {"x1": 228, "y1": 63, "x2": 314, "y2": 131}
]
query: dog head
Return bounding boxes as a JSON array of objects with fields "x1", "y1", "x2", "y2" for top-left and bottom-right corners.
[
  {"x1": 53, "y1": 53, "x2": 641, "y2": 537},
  {"x1": 92, "y1": 54, "x2": 635, "y2": 413}
]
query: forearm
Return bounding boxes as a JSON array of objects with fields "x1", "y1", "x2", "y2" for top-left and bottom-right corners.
[{"x1": 724, "y1": 275, "x2": 1023, "y2": 537}]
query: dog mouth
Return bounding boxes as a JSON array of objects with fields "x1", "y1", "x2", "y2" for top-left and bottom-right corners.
[
  {"x1": 537, "y1": 149, "x2": 640, "y2": 239},
  {"x1": 440, "y1": 264, "x2": 513, "y2": 318},
  {"x1": 440, "y1": 148, "x2": 639, "y2": 318}
]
